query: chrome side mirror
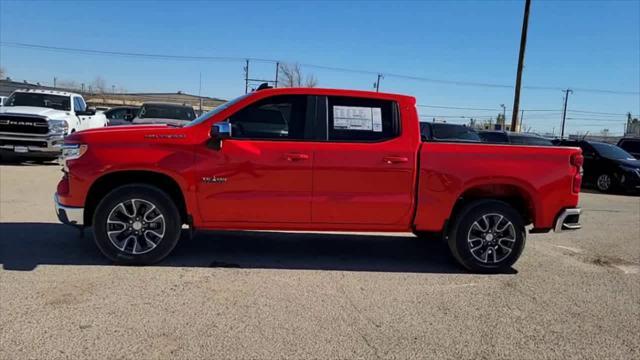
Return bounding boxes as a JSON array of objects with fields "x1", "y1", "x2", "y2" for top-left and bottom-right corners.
[
  {"x1": 210, "y1": 121, "x2": 231, "y2": 139},
  {"x1": 209, "y1": 121, "x2": 231, "y2": 150}
]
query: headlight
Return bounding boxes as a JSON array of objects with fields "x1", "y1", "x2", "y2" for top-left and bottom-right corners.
[
  {"x1": 49, "y1": 119, "x2": 69, "y2": 134},
  {"x1": 60, "y1": 144, "x2": 88, "y2": 172},
  {"x1": 61, "y1": 143, "x2": 88, "y2": 161}
]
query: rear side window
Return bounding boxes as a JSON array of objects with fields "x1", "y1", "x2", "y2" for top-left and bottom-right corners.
[
  {"x1": 327, "y1": 97, "x2": 398, "y2": 142},
  {"x1": 619, "y1": 140, "x2": 640, "y2": 153}
]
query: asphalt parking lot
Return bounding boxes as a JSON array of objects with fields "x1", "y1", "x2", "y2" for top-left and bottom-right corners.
[{"x1": 0, "y1": 163, "x2": 639, "y2": 360}]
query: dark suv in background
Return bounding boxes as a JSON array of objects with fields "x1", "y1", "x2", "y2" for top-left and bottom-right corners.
[
  {"x1": 478, "y1": 130, "x2": 553, "y2": 146},
  {"x1": 419, "y1": 122, "x2": 481, "y2": 142},
  {"x1": 554, "y1": 139, "x2": 640, "y2": 193}
]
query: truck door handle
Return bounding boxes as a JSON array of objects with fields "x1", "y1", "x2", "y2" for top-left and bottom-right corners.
[
  {"x1": 383, "y1": 156, "x2": 409, "y2": 164},
  {"x1": 286, "y1": 153, "x2": 310, "y2": 161}
]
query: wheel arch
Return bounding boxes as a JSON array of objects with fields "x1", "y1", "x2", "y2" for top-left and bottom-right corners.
[
  {"x1": 84, "y1": 170, "x2": 189, "y2": 226},
  {"x1": 450, "y1": 183, "x2": 536, "y2": 228}
]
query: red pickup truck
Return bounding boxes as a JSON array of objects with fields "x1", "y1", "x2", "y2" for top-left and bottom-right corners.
[{"x1": 55, "y1": 87, "x2": 583, "y2": 273}]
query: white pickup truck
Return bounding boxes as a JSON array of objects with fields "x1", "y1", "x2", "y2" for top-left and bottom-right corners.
[{"x1": 0, "y1": 89, "x2": 108, "y2": 161}]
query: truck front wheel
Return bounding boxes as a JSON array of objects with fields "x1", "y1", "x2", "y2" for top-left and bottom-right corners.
[
  {"x1": 447, "y1": 200, "x2": 526, "y2": 273},
  {"x1": 93, "y1": 184, "x2": 182, "y2": 265}
]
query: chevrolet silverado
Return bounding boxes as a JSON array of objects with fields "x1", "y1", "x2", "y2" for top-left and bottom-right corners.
[{"x1": 55, "y1": 87, "x2": 583, "y2": 272}]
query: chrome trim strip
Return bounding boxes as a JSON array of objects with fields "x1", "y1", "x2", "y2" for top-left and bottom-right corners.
[
  {"x1": 554, "y1": 208, "x2": 581, "y2": 232},
  {"x1": 54, "y1": 194, "x2": 84, "y2": 226}
]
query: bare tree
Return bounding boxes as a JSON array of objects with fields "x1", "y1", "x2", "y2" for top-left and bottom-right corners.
[
  {"x1": 278, "y1": 63, "x2": 318, "y2": 88},
  {"x1": 0, "y1": 67, "x2": 5, "y2": 78},
  {"x1": 57, "y1": 79, "x2": 80, "y2": 90},
  {"x1": 92, "y1": 76, "x2": 107, "y2": 93}
]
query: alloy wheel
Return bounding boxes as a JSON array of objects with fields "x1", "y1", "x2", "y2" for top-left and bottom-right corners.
[
  {"x1": 597, "y1": 174, "x2": 611, "y2": 191},
  {"x1": 106, "y1": 199, "x2": 166, "y2": 255},
  {"x1": 466, "y1": 213, "x2": 516, "y2": 264}
]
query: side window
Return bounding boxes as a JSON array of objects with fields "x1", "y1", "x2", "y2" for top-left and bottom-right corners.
[
  {"x1": 479, "y1": 132, "x2": 508, "y2": 143},
  {"x1": 620, "y1": 140, "x2": 640, "y2": 153},
  {"x1": 327, "y1": 97, "x2": 398, "y2": 142},
  {"x1": 228, "y1": 95, "x2": 309, "y2": 140},
  {"x1": 73, "y1": 97, "x2": 86, "y2": 112},
  {"x1": 107, "y1": 109, "x2": 126, "y2": 120}
]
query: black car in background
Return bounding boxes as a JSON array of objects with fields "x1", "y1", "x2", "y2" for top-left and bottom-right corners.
[
  {"x1": 478, "y1": 130, "x2": 554, "y2": 146},
  {"x1": 419, "y1": 122, "x2": 482, "y2": 142},
  {"x1": 617, "y1": 137, "x2": 640, "y2": 159},
  {"x1": 104, "y1": 106, "x2": 140, "y2": 126},
  {"x1": 132, "y1": 102, "x2": 196, "y2": 127},
  {"x1": 554, "y1": 139, "x2": 640, "y2": 193}
]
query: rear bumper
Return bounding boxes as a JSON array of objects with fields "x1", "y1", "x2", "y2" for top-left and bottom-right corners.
[
  {"x1": 54, "y1": 194, "x2": 84, "y2": 226},
  {"x1": 554, "y1": 208, "x2": 581, "y2": 232}
]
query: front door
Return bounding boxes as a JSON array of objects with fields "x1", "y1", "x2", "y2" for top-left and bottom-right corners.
[{"x1": 197, "y1": 95, "x2": 316, "y2": 224}]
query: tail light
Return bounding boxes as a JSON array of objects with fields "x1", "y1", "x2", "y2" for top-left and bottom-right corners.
[
  {"x1": 571, "y1": 153, "x2": 584, "y2": 168},
  {"x1": 571, "y1": 153, "x2": 584, "y2": 193}
]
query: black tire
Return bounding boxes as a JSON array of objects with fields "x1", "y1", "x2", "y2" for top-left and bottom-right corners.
[
  {"x1": 447, "y1": 200, "x2": 526, "y2": 273},
  {"x1": 93, "y1": 184, "x2": 181, "y2": 265},
  {"x1": 595, "y1": 173, "x2": 613, "y2": 193}
]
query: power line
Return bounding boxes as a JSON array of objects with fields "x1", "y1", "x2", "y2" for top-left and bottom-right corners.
[
  {"x1": 565, "y1": 117, "x2": 626, "y2": 122},
  {"x1": 568, "y1": 109, "x2": 631, "y2": 116},
  {"x1": 417, "y1": 105, "x2": 500, "y2": 111},
  {"x1": 2, "y1": 41, "x2": 639, "y2": 95}
]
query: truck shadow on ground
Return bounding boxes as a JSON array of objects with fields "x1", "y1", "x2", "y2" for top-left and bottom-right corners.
[{"x1": 0, "y1": 222, "x2": 513, "y2": 274}]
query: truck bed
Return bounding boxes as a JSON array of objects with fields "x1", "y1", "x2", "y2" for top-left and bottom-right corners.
[{"x1": 413, "y1": 142, "x2": 582, "y2": 232}]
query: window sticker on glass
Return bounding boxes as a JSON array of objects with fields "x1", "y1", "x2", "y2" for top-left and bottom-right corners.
[{"x1": 333, "y1": 106, "x2": 382, "y2": 132}]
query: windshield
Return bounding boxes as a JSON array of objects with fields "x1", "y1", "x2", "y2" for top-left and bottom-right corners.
[
  {"x1": 591, "y1": 142, "x2": 635, "y2": 160},
  {"x1": 5, "y1": 92, "x2": 71, "y2": 111},
  {"x1": 186, "y1": 94, "x2": 250, "y2": 127},
  {"x1": 138, "y1": 104, "x2": 196, "y2": 121}
]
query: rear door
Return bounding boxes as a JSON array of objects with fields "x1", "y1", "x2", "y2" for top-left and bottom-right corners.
[
  {"x1": 197, "y1": 95, "x2": 317, "y2": 224},
  {"x1": 311, "y1": 96, "x2": 417, "y2": 225}
]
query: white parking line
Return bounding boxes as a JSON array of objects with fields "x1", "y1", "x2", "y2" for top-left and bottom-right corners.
[
  {"x1": 612, "y1": 265, "x2": 640, "y2": 274},
  {"x1": 553, "y1": 245, "x2": 583, "y2": 253}
]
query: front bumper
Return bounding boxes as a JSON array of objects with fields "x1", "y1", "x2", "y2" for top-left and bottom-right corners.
[
  {"x1": 554, "y1": 208, "x2": 581, "y2": 232},
  {"x1": 0, "y1": 131, "x2": 65, "y2": 154},
  {"x1": 54, "y1": 194, "x2": 84, "y2": 226}
]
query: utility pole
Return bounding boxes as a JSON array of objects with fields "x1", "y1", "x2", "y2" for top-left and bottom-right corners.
[
  {"x1": 53, "y1": 77, "x2": 57, "y2": 88},
  {"x1": 375, "y1": 74, "x2": 383, "y2": 92},
  {"x1": 510, "y1": 0, "x2": 531, "y2": 133},
  {"x1": 560, "y1": 89, "x2": 573, "y2": 139},
  {"x1": 244, "y1": 59, "x2": 249, "y2": 94},
  {"x1": 275, "y1": 62, "x2": 279, "y2": 88},
  {"x1": 500, "y1": 104, "x2": 506, "y2": 129}
]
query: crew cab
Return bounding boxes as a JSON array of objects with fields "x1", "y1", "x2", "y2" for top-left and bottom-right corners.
[
  {"x1": 54, "y1": 87, "x2": 583, "y2": 273},
  {"x1": 0, "y1": 89, "x2": 107, "y2": 160}
]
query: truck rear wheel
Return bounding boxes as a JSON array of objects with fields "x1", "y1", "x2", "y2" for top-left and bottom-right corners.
[
  {"x1": 447, "y1": 200, "x2": 526, "y2": 273},
  {"x1": 92, "y1": 184, "x2": 181, "y2": 265}
]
